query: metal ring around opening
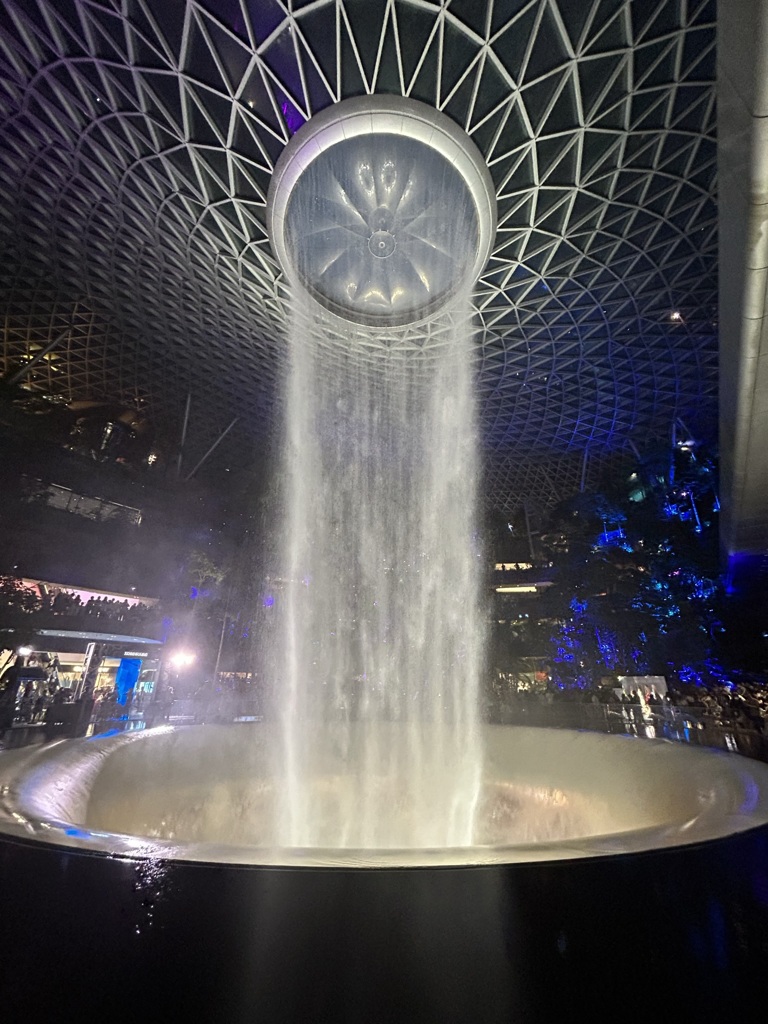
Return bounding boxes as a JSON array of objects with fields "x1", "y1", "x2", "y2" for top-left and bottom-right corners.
[{"x1": 267, "y1": 96, "x2": 496, "y2": 328}]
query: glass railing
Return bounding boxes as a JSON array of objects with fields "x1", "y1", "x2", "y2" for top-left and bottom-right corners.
[
  {"x1": 3, "y1": 692, "x2": 767, "y2": 765},
  {"x1": 484, "y1": 700, "x2": 768, "y2": 761}
]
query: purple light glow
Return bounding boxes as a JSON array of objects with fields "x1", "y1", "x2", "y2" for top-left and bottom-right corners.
[{"x1": 282, "y1": 100, "x2": 305, "y2": 134}]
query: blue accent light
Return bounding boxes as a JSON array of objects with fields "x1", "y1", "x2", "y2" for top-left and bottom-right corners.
[
  {"x1": 596, "y1": 527, "x2": 628, "y2": 548},
  {"x1": 87, "y1": 728, "x2": 122, "y2": 740},
  {"x1": 678, "y1": 664, "x2": 705, "y2": 687},
  {"x1": 739, "y1": 777, "x2": 759, "y2": 815},
  {"x1": 595, "y1": 627, "x2": 619, "y2": 670},
  {"x1": 115, "y1": 658, "x2": 141, "y2": 705},
  {"x1": 724, "y1": 552, "x2": 768, "y2": 595}
]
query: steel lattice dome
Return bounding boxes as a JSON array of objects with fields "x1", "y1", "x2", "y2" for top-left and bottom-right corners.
[{"x1": 0, "y1": 0, "x2": 717, "y2": 510}]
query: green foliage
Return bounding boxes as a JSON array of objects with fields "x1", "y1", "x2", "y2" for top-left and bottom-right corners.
[{"x1": 185, "y1": 551, "x2": 228, "y2": 588}]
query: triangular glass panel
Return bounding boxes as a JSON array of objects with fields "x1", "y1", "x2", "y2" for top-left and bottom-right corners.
[
  {"x1": 163, "y1": 148, "x2": 205, "y2": 199},
  {"x1": 242, "y1": 0, "x2": 287, "y2": 47},
  {"x1": 568, "y1": 190, "x2": 604, "y2": 226},
  {"x1": 487, "y1": 101, "x2": 531, "y2": 167},
  {"x1": 493, "y1": 5, "x2": 540, "y2": 84},
  {"x1": 629, "y1": 88, "x2": 668, "y2": 132},
  {"x1": 538, "y1": 74, "x2": 578, "y2": 135},
  {"x1": 213, "y1": 199, "x2": 245, "y2": 238},
  {"x1": 370, "y1": 12, "x2": 401, "y2": 95},
  {"x1": 524, "y1": 2, "x2": 570, "y2": 81},
  {"x1": 239, "y1": 67, "x2": 282, "y2": 134},
  {"x1": 582, "y1": 5, "x2": 627, "y2": 55},
  {"x1": 533, "y1": 185, "x2": 569, "y2": 224},
  {"x1": 200, "y1": 15, "x2": 252, "y2": 94},
  {"x1": 199, "y1": 146, "x2": 230, "y2": 188},
  {"x1": 261, "y1": 29, "x2": 305, "y2": 109},
  {"x1": 339, "y1": 21, "x2": 370, "y2": 98},
  {"x1": 537, "y1": 138, "x2": 578, "y2": 186},
  {"x1": 447, "y1": 0, "x2": 489, "y2": 38},
  {"x1": 556, "y1": 0, "x2": 595, "y2": 48},
  {"x1": 296, "y1": 6, "x2": 337, "y2": 91},
  {"x1": 578, "y1": 52, "x2": 626, "y2": 119},
  {"x1": 636, "y1": 1, "x2": 682, "y2": 41},
  {"x1": 97, "y1": 64, "x2": 140, "y2": 110},
  {"x1": 342, "y1": 0, "x2": 387, "y2": 87},
  {"x1": 590, "y1": 90, "x2": 629, "y2": 131},
  {"x1": 393, "y1": 3, "x2": 438, "y2": 89},
  {"x1": 270, "y1": 84, "x2": 306, "y2": 136},
  {"x1": 680, "y1": 27, "x2": 715, "y2": 80},
  {"x1": 442, "y1": 72, "x2": 476, "y2": 130},
  {"x1": 634, "y1": 39, "x2": 676, "y2": 90},
  {"x1": 86, "y1": 12, "x2": 130, "y2": 62},
  {"x1": 521, "y1": 72, "x2": 569, "y2": 132},
  {"x1": 439, "y1": 20, "x2": 481, "y2": 105},
  {"x1": 144, "y1": 0, "x2": 184, "y2": 57},
  {"x1": 670, "y1": 87, "x2": 711, "y2": 132},
  {"x1": 687, "y1": 0, "x2": 716, "y2": 27},
  {"x1": 124, "y1": 17, "x2": 171, "y2": 70},
  {"x1": 187, "y1": 85, "x2": 233, "y2": 144}
]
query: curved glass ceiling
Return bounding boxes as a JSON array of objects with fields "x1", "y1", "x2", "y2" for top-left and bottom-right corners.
[{"x1": 0, "y1": 0, "x2": 718, "y2": 509}]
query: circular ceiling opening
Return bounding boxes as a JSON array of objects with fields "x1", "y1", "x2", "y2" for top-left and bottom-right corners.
[{"x1": 268, "y1": 96, "x2": 496, "y2": 328}]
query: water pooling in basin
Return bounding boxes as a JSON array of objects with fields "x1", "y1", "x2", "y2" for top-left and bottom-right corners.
[
  {"x1": 8, "y1": 724, "x2": 768, "y2": 866},
  {"x1": 266, "y1": 97, "x2": 496, "y2": 849}
]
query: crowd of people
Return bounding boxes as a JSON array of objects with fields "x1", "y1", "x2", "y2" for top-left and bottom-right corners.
[
  {"x1": 540, "y1": 677, "x2": 766, "y2": 728},
  {"x1": 487, "y1": 675, "x2": 768, "y2": 759},
  {"x1": 0, "y1": 579, "x2": 155, "y2": 630}
]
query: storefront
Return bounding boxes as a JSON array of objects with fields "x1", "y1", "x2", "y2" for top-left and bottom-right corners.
[{"x1": 0, "y1": 629, "x2": 164, "y2": 705}]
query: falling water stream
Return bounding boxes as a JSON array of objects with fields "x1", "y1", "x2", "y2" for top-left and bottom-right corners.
[{"x1": 275, "y1": 295, "x2": 484, "y2": 849}]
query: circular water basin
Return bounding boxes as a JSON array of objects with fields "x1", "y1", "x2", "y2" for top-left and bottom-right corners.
[{"x1": 2, "y1": 723, "x2": 767, "y2": 866}]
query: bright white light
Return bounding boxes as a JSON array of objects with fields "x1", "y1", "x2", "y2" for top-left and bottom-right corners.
[
  {"x1": 169, "y1": 651, "x2": 196, "y2": 669},
  {"x1": 495, "y1": 586, "x2": 538, "y2": 594},
  {"x1": 17, "y1": 646, "x2": 33, "y2": 656},
  {"x1": 670, "y1": 310, "x2": 683, "y2": 322}
]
